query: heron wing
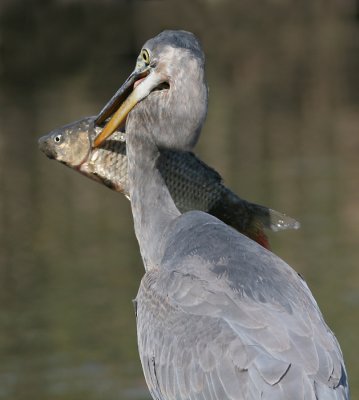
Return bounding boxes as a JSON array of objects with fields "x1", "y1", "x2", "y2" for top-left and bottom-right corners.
[
  {"x1": 136, "y1": 269, "x2": 267, "y2": 400},
  {"x1": 136, "y1": 211, "x2": 348, "y2": 399},
  {"x1": 136, "y1": 268, "x2": 347, "y2": 400}
]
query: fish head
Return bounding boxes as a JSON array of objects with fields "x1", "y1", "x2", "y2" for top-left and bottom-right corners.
[{"x1": 38, "y1": 117, "x2": 95, "y2": 168}]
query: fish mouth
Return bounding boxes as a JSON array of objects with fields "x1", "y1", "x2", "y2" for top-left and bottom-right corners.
[
  {"x1": 38, "y1": 135, "x2": 57, "y2": 159},
  {"x1": 93, "y1": 64, "x2": 169, "y2": 148}
]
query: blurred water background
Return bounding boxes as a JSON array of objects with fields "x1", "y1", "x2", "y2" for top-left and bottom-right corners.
[{"x1": 1, "y1": 1, "x2": 358, "y2": 399}]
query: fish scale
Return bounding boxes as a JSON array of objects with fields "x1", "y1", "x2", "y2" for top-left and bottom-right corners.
[{"x1": 38, "y1": 116, "x2": 300, "y2": 250}]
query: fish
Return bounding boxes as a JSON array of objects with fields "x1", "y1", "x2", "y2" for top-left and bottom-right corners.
[{"x1": 38, "y1": 116, "x2": 300, "y2": 249}]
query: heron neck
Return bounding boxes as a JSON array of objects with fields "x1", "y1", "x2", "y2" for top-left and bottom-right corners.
[{"x1": 126, "y1": 130, "x2": 181, "y2": 270}]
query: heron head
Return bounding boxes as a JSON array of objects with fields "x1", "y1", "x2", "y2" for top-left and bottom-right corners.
[{"x1": 93, "y1": 30, "x2": 208, "y2": 150}]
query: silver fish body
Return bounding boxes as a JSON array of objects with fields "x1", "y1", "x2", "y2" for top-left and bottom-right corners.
[{"x1": 38, "y1": 117, "x2": 299, "y2": 249}]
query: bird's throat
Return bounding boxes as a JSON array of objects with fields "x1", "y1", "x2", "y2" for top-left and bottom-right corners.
[{"x1": 126, "y1": 130, "x2": 181, "y2": 270}]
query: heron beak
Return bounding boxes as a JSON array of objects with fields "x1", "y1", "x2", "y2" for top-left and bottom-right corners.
[{"x1": 93, "y1": 69, "x2": 164, "y2": 148}]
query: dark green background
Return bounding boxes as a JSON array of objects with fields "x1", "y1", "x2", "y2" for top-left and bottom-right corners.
[{"x1": 1, "y1": 1, "x2": 358, "y2": 399}]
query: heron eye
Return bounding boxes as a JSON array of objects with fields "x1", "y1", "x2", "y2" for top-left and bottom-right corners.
[
  {"x1": 54, "y1": 134, "x2": 63, "y2": 144},
  {"x1": 141, "y1": 49, "x2": 150, "y2": 65}
]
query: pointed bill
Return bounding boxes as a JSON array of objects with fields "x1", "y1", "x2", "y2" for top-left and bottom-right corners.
[{"x1": 93, "y1": 70, "x2": 164, "y2": 148}]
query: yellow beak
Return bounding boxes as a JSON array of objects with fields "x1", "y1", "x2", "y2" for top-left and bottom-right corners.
[{"x1": 93, "y1": 70, "x2": 164, "y2": 148}]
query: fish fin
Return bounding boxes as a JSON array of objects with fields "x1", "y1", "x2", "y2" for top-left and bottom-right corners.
[{"x1": 209, "y1": 190, "x2": 299, "y2": 250}]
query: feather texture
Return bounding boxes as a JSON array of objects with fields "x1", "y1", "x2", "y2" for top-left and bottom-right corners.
[{"x1": 135, "y1": 212, "x2": 349, "y2": 399}]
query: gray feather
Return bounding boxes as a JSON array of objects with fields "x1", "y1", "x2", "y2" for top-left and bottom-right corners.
[{"x1": 135, "y1": 211, "x2": 349, "y2": 399}]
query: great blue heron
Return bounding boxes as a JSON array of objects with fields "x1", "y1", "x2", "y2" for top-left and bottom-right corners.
[{"x1": 94, "y1": 30, "x2": 349, "y2": 399}]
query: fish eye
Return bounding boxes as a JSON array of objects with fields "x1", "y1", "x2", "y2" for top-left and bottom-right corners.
[
  {"x1": 54, "y1": 134, "x2": 63, "y2": 144},
  {"x1": 141, "y1": 49, "x2": 150, "y2": 65}
]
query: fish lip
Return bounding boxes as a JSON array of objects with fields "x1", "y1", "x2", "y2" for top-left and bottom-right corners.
[{"x1": 38, "y1": 136, "x2": 57, "y2": 159}]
